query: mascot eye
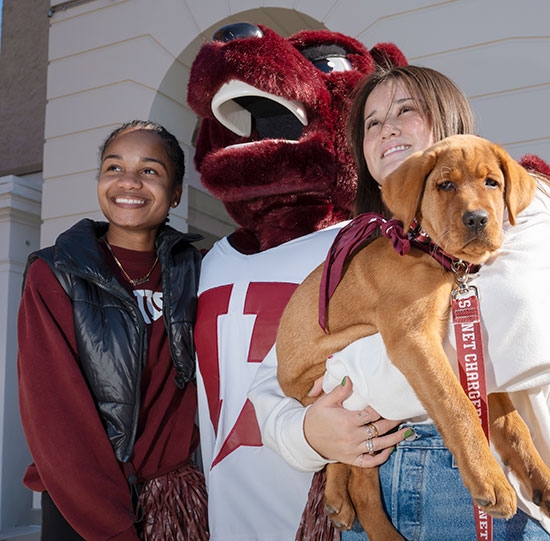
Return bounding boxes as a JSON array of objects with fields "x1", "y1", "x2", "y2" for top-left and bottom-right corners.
[
  {"x1": 212, "y1": 22, "x2": 263, "y2": 43},
  {"x1": 312, "y1": 56, "x2": 352, "y2": 73},
  {"x1": 300, "y1": 44, "x2": 352, "y2": 74}
]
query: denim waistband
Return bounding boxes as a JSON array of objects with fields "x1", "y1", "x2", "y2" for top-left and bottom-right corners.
[{"x1": 397, "y1": 423, "x2": 448, "y2": 450}]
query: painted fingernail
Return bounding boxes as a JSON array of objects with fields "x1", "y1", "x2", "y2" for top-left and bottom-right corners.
[
  {"x1": 389, "y1": 446, "x2": 396, "y2": 455},
  {"x1": 403, "y1": 428, "x2": 416, "y2": 441},
  {"x1": 341, "y1": 376, "x2": 347, "y2": 386},
  {"x1": 307, "y1": 384, "x2": 313, "y2": 396}
]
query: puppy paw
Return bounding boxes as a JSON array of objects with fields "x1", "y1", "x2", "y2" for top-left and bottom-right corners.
[
  {"x1": 504, "y1": 446, "x2": 550, "y2": 517},
  {"x1": 531, "y1": 475, "x2": 550, "y2": 517},
  {"x1": 325, "y1": 499, "x2": 356, "y2": 531},
  {"x1": 471, "y1": 473, "x2": 516, "y2": 519}
]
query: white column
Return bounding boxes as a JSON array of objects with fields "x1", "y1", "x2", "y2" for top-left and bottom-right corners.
[{"x1": 0, "y1": 175, "x2": 42, "y2": 540}]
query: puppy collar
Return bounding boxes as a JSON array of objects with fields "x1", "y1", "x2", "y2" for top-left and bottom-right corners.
[
  {"x1": 408, "y1": 218, "x2": 481, "y2": 276},
  {"x1": 318, "y1": 213, "x2": 480, "y2": 331}
]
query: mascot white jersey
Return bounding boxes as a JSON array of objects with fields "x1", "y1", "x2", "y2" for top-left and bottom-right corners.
[{"x1": 195, "y1": 225, "x2": 344, "y2": 540}]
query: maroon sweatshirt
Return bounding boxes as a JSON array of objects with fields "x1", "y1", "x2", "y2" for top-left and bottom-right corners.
[{"x1": 17, "y1": 245, "x2": 199, "y2": 540}]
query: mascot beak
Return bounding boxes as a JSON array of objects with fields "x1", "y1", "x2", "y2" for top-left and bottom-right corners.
[{"x1": 212, "y1": 80, "x2": 309, "y2": 138}]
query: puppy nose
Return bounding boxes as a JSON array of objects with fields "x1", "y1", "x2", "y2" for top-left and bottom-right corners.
[{"x1": 462, "y1": 210, "x2": 489, "y2": 233}]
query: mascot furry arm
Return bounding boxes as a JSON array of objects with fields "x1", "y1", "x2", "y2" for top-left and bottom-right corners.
[{"x1": 187, "y1": 23, "x2": 407, "y2": 254}]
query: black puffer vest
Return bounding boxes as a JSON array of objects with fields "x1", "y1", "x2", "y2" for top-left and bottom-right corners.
[{"x1": 25, "y1": 219, "x2": 202, "y2": 462}]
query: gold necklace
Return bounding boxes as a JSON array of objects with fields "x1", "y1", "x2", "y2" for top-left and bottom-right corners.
[{"x1": 103, "y1": 238, "x2": 159, "y2": 286}]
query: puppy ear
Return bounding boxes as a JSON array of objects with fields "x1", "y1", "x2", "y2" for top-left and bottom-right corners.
[
  {"x1": 495, "y1": 144, "x2": 536, "y2": 226},
  {"x1": 382, "y1": 148, "x2": 437, "y2": 229}
]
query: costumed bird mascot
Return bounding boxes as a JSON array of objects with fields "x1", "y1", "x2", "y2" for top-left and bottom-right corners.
[{"x1": 188, "y1": 22, "x2": 407, "y2": 540}]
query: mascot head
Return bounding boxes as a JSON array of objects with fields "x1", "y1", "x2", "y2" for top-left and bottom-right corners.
[{"x1": 188, "y1": 22, "x2": 407, "y2": 253}]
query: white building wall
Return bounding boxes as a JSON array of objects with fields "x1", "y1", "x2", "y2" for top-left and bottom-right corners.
[
  {"x1": 41, "y1": 0, "x2": 549, "y2": 246},
  {"x1": 350, "y1": 0, "x2": 550, "y2": 159},
  {"x1": 2, "y1": 0, "x2": 548, "y2": 537}
]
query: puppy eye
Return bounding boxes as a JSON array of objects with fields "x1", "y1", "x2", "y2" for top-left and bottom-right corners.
[
  {"x1": 438, "y1": 180, "x2": 455, "y2": 191},
  {"x1": 485, "y1": 178, "x2": 499, "y2": 188}
]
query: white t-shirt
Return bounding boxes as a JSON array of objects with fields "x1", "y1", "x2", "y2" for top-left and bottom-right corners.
[
  {"x1": 249, "y1": 187, "x2": 550, "y2": 532},
  {"x1": 195, "y1": 223, "x2": 346, "y2": 541}
]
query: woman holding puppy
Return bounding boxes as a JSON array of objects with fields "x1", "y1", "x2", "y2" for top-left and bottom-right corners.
[{"x1": 249, "y1": 65, "x2": 550, "y2": 539}]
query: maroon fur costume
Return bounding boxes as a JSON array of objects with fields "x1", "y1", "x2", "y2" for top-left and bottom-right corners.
[{"x1": 188, "y1": 23, "x2": 407, "y2": 254}]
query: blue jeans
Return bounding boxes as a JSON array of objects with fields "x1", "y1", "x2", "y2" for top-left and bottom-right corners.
[{"x1": 342, "y1": 424, "x2": 550, "y2": 541}]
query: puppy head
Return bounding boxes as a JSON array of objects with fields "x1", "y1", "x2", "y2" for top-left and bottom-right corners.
[{"x1": 382, "y1": 134, "x2": 535, "y2": 263}]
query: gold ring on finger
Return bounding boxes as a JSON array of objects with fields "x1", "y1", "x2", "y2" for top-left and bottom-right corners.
[
  {"x1": 364, "y1": 422, "x2": 378, "y2": 440},
  {"x1": 367, "y1": 422, "x2": 379, "y2": 438}
]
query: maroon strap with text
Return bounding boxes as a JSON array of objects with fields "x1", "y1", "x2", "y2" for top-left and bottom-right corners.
[{"x1": 452, "y1": 290, "x2": 493, "y2": 541}]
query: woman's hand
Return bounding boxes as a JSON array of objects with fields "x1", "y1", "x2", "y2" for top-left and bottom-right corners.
[{"x1": 303, "y1": 376, "x2": 411, "y2": 468}]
